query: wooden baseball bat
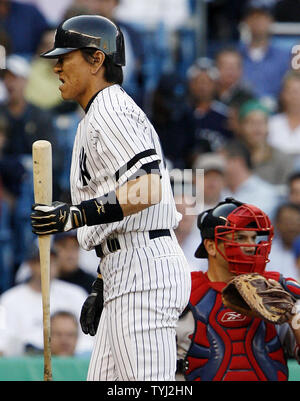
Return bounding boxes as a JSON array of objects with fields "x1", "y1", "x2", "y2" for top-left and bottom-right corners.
[{"x1": 32, "y1": 140, "x2": 53, "y2": 381}]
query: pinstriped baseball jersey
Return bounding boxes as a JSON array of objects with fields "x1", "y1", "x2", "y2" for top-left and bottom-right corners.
[
  {"x1": 70, "y1": 84, "x2": 181, "y2": 252},
  {"x1": 70, "y1": 83, "x2": 191, "y2": 381}
]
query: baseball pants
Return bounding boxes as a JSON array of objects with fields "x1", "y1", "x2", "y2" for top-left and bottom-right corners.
[{"x1": 87, "y1": 232, "x2": 191, "y2": 381}]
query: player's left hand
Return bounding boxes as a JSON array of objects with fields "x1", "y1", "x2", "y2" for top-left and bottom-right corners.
[
  {"x1": 80, "y1": 277, "x2": 104, "y2": 336},
  {"x1": 31, "y1": 201, "x2": 85, "y2": 235}
]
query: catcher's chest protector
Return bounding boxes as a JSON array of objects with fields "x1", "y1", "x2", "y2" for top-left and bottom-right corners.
[{"x1": 185, "y1": 272, "x2": 288, "y2": 381}]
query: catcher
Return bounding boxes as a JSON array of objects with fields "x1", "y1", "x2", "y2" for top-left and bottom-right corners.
[{"x1": 176, "y1": 197, "x2": 300, "y2": 381}]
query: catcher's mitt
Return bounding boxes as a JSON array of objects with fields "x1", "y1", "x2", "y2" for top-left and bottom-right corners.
[{"x1": 222, "y1": 273, "x2": 296, "y2": 324}]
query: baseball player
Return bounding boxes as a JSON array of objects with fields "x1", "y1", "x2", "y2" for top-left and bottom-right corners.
[
  {"x1": 176, "y1": 198, "x2": 300, "y2": 381},
  {"x1": 30, "y1": 15, "x2": 191, "y2": 381}
]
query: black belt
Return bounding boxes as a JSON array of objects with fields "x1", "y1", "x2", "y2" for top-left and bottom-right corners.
[{"x1": 95, "y1": 229, "x2": 171, "y2": 258}]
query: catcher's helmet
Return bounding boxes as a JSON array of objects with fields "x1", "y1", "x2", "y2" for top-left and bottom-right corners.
[
  {"x1": 195, "y1": 197, "x2": 274, "y2": 274},
  {"x1": 41, "y1": 15, "x2": 125, "y2": 66}
]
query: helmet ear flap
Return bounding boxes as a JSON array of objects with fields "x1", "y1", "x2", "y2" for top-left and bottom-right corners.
[{"x1": 113, "y1": 30, "x2": 125, "y2": 66}]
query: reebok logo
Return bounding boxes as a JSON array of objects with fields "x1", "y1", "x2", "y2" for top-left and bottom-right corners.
[
  {"x1": 221, "y1": 311, "x2": 247, "y2": 323},
  {"x1": 217, "y1": 309, "x2": 251, "y2": 327}
]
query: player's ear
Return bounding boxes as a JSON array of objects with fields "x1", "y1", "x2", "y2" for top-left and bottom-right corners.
[
  {"x1": 204, "y1": 239, "x2": 217, "y2": 257},
  {"x1": 90, "y1": 50, "x2": 105, "y2": 74}
]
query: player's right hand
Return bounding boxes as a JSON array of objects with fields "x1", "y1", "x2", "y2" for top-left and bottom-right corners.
[
  {"x1": 80, "y1": 277, "x2": 104, "y2": 336},
  {"x1": 31, "y1": 201, "x2": 85, "y2": 235}
]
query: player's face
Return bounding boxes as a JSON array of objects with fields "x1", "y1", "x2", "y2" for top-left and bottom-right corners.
[
  {"x1": 231, "y1": 230, "x2": 257, "y2": 256},
  {"x1": 217, "y1": 230, "x2": 257, "y2": 260},
  {"x1": 53, "y1": 50, "x2": 91, "y2": 103},
  {"x1": 213, "y1": 230, "x2": 257, "y2": 276}
]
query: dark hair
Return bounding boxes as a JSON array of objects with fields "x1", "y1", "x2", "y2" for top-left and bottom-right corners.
[
  {"x1": 288, "y1": 171, "x2": 300, "y2": 186},
  {"x1": 80, "y1": 48, "x2": 123, "y2": 85},
  {"x1": 274, "y1": 202, "x2": 300, "y2": 222},
  {"x1": 215, "y1": 46, "x2": 242, "y2": 64},
  {"x1": 223, "y1": 139, "x2": 253, "y2": 170},
  {"x1": 243, "y1": 6, "x2": 273, "y2": 20},
  {"x1": 51, "y1": 310, "x2": 78, "y2": 326}
]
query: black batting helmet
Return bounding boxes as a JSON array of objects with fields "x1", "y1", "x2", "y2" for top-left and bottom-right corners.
[{"x1": 41, "y1": 15, "x2": 126, "y2": 66}]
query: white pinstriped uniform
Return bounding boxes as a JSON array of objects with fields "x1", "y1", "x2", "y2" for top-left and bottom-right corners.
[{"x1": 70, "y1": 84, "x2": 191, "y2": 381}]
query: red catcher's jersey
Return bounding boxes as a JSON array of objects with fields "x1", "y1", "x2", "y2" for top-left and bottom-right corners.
[{"x1": 183, "y1": 271, "x2": 300, "y2": 381}]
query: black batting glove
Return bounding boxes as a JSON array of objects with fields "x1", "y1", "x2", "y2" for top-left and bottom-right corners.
[
  {"x1": 31, "y1": 201, "x2": 86, "y2": 235},
  {"x1": 80, "y1": 277, "x2": 104, "y2": 336}
]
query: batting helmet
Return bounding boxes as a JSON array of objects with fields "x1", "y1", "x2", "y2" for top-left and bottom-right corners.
[
  {"x1": 195, "y1": 197, "x2": 274, "y2": 274},
  {"x1": 41, "y1": 15, "x2": 126, "y2": 66}
]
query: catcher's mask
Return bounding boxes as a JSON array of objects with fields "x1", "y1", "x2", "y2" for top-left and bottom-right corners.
[{"x1": 195, "y1": 197, "x2": 274, "y2": 274}]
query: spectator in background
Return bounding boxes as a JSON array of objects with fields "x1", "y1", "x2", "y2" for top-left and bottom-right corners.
[
  {"x1": 214, "y1": 47, "x2": 255, "y2": 106},
  {"x1": 221, "y1": 139, "x2": 280, "y2": 219},
  {"x1": 150, "y1": 72, "x2": 194, "y2": 169},
  {"x1": 25, "y1": 29, "x2": 63, "y2": 110},
  {"x1": 266, "y1": 203, "x2": 300, "y2": 280},
  {"x1": 225, "y1": 96, "x2": 254, "y2": 139},
  {"x1": 1, "y1": 55, "x2": 51, "y2": 155},
  {"x1": 238, "y1": 99, "x2": 294, "y2": 185},
  {"x1": 1, "y1": 54, "x2": 62, "y2": 196},
  {"x1": 193, "y1": 152, "x2": 225, "y2": 210},
  {"x1": 54, "y1": 231, "x2": 96, "y2": 294},
  {"x1": 15, "y1": 231, "x2": 97, "y2": 288},
  {"x1": 0, "y1": 54, "x2": 62, "y2": 268},
  {"x1": 0, "y1": 115, "x2": 25, "y2": 211},
  {"x1": 268, "y1": 71, "x2": 300, "y2": 157},
  {"x1": 0, "y1": 0, "x2": 49, "y2": 57},
  {"x1": 113, "y1": 0, "x2": 190, "y2": 32},
  {"x1": 62, "y1": 2, "x2": 91, "y2": 19},
  {"x1": 0, "y1": 28, "x2": 12, "y2": 104},
  {"x1": 205, "y1": 0, "x2": 249, "y2": 41},
  {"x1": 0, "y1": 242, "x2": 93, "y2": 357},
  {"x1": 50, "y1": 311, "x2": 79, "y2": 357},
  {"x1": 15, "y1": 0, "x2": 73, "y2": 25},
  {"x1": 239, "y1": 5, "x2": 290, "y2": 108},
  {"x1": 288, "y1": 172, "x2": 300, "y2": 206},
  {"x1": 0, "y1": 114, "x2": 25, "y2": 292},
  {"x1": 187, "y1": 57, "x2": 233, "y2": 155}
]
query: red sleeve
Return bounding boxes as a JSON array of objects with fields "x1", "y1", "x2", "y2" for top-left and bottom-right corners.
[{"x1": 264, "y1": 271, "x2": 300, "y2": 299}]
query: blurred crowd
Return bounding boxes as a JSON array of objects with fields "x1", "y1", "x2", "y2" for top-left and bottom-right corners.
[{"x1": 1, "y1": 0, "x2": 300, "y2": 358}]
